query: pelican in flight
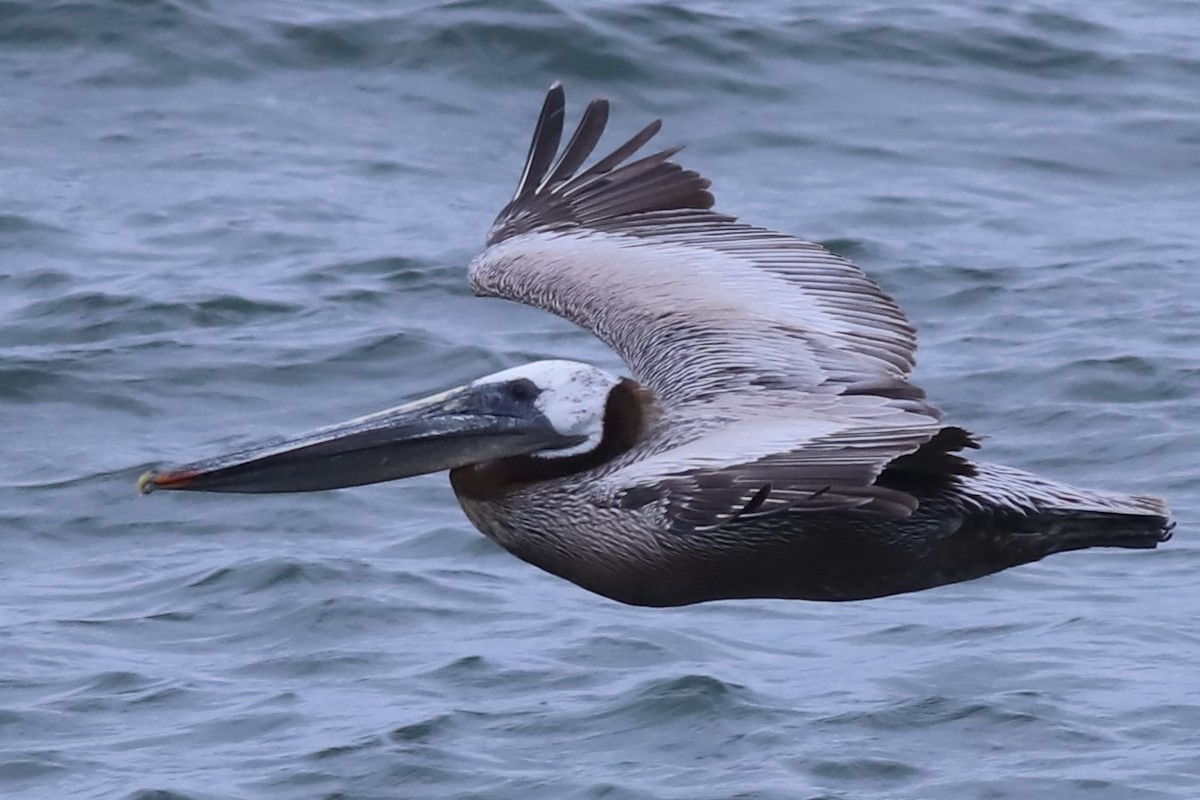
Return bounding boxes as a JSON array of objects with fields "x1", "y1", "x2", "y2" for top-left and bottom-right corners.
[{"x1": 140, "y1": 84, "x2": 1171, "y2": 607}]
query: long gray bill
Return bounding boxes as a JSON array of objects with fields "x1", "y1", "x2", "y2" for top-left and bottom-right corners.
[{"x1": 138, "y1": 384, "x2": 582, "y2": 494}]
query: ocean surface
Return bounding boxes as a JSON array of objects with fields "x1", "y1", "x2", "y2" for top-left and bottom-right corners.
[{"x1": 2, "y1": 1, "x2": 1198, "y2": 798}]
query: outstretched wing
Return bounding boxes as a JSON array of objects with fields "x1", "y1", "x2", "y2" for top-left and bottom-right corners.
[
  {"x1": 597, "y1": 403, "x2": 977, "y2": 527},
  {"x1": 471, "y1": 83, "x2": 930, "y2": 418},
  {"x1": 471, "y1": 84, "x2": 961, "y2": 520}
]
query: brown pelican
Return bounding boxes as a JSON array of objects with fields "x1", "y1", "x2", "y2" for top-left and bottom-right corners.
[{"x1": 139, "y1": 84, "x2": 1172, "y2": 607}]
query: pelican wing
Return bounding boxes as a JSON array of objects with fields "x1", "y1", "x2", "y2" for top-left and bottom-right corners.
[
  {"x1": 471, "y1": 84, "x2": 930, "y2": 416},
  {"x1": 597, "y1": 402, "x2": 976, "y2": 528}
]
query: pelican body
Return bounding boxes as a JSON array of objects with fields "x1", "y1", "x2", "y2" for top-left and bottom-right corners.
[{"x1": 141, "y1": 85, "x2": 1171, "y2": 607}]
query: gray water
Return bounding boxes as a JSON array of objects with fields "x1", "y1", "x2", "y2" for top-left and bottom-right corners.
[{"x1": 3, "y1": 1, "x2": 1199, "y2": 798}]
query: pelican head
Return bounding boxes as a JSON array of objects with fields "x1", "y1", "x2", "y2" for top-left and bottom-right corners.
[{"x1": 138, "y1": 360, "x2": 626, "y2": 494}]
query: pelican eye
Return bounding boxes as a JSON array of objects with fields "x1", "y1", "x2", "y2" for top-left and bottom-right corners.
[{"x1": 507, "y1": 378, "x2": 540, "y2": 403}]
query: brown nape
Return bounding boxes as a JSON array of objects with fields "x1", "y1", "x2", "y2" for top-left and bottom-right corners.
[{"x1": 450, "y1": 378, "x2": 656, "y2": 501}]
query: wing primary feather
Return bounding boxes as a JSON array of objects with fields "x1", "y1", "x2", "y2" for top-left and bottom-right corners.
[
  {"x1": 487, "y1": 92, "x2": 712, "y2": 243},
  {"x1": 512, "y1": 83, "x2": 566, "y2": 203},
  {"x1": 539, "y1": 96, "x2": 610, "y2": 191},
  {"x1": 570, "y1": 119, "x2": 663, "y2": 183},
  {"x1": 569, "y1": 146, "x2": 686, "y2": 195}
]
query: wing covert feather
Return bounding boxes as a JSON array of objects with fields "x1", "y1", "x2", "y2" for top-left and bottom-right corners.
[{"x1": 592, "y1": 407, "x2": 956, "y2": 533}]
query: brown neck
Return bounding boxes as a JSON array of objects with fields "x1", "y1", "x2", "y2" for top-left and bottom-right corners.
[{"x1": 450, "y1": 378, "x2": 655, "y2": 501}]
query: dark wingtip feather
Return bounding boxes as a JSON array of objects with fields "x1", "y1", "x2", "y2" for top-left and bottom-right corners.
[
  {"x1": 576, "y1": 119, "x2": 663, "y2": 180},
  {"x1": 541, "y1": 96, "x2": 610, "y2": 191},
  {"x1": 512, "y1": 83, "x2": 567, "y2": 203},
  {"x1": 877, "y1": 425, "x2": 981, "y2": 495},
  {"x1": 489, "y1": 86, "x2": 714, "y2": 245}
]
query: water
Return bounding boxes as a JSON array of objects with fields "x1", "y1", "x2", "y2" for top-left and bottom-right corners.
[{"x1": 3, "y1": 1, "x2": 1198, "y2": 797}]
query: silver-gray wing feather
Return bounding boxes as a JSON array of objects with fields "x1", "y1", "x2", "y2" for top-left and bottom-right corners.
[
  {"x1": 471, "y1": 84, "x2": 959, "y2": 521},
  {"x1": 472, "y1": 84, "x2": 926, "y2": 415}
]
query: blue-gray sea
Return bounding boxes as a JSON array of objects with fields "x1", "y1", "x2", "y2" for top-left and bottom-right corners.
[{"x1": 3, "y1": 1, "x2": 1199, "y2": 798}]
